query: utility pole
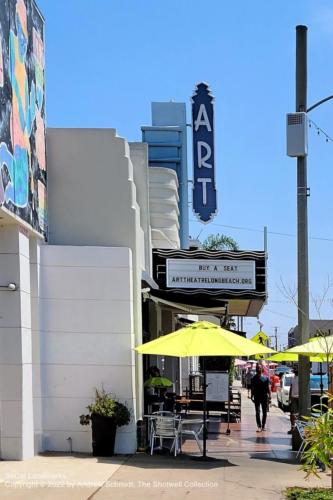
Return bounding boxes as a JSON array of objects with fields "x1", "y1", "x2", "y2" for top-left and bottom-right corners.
[
  {"x1": 296, "y1": 25, "x2": 311, "y2": 416},
  {"x1": 274, "y1": 327, "x2": 278, "y2": 351},
  {"x1": 269, "y1": 327, "x2": 278, "y2": 351}
]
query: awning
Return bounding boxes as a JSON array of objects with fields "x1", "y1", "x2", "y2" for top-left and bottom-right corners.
[{"x1": 147, "y1": 293, "x2": 228, "y2": 315}]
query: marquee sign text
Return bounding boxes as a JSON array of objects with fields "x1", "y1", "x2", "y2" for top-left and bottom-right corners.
[{"x1": 166, "y1": 259, "x2": 256, "y2": 290}]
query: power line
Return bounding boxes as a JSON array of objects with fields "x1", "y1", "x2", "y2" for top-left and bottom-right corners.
[
  {"x1": 264, "y1": 308, "x2": 297, "y2": 321},
  {"x1": 189, "y1": 219, "x2": 333, "y2": 243}
]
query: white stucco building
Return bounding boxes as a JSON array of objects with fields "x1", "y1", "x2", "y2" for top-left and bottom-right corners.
[{"x1": 0, "y1": 104, "x2": 187, "y2": 459}]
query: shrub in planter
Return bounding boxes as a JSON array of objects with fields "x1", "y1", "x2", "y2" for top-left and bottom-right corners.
[
  {"x1": 80, "y1": 388, "x2": 131, "y2": 456},
  {"x1": 300, "y1": 393, "x2": 333, "y2": 479}
]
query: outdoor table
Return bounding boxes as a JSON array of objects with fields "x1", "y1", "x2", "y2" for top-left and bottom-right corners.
[
  {"x1": 144, "y1": 415, "x2": 209, "y2": 455},
  {"x1": 175, "y1": 397, "x2": 191, "y2": 415}
]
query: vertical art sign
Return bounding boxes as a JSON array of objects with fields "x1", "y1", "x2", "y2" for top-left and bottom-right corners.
[{"x1": 192, "y1": 82, "x2": 217, "y2": 223}]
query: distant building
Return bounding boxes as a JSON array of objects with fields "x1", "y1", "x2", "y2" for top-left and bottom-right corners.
[
  {"x1": 142, "y1": 102, "x2": 189, "y2": 249},
  {"x1": 288, "y1": 320, "x2": 333, "y2": 348}
]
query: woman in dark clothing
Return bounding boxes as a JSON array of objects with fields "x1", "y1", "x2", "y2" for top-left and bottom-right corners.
[{"x1": 251, "y1": 364, "x2": 271, "y2": 432}]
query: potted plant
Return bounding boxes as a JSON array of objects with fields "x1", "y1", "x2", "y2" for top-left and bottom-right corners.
[{"x1": 80, "y1": 388, "x2": 131, "y2": 456}]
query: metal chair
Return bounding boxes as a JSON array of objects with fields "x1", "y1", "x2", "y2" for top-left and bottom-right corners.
[
  {"x1": 295, "y1": 420, "x2": 307, "y2": 459},
  {"x1": 179, "y1": 419, "x2": 204, "y2": 454},
  {"x1": 150, "y1": 415, "x2": 181, "y2": 456},
  {"x1": 295, "y1": 420, "x2": 315, "y2": 459},
  {"x1": 152, "y1": 411, "x2": 175, "y2": 416}
]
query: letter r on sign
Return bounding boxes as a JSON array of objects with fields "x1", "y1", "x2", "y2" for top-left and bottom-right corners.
[{"x1": 197, "y1": 141, "x2": 212, "y2": 169}]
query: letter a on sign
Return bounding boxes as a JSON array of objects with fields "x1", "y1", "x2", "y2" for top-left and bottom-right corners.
[{"x1": 192, "y1": 83, "x2": 217, "y2": 223}]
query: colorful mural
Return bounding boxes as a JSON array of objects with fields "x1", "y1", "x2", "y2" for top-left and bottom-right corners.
[{"x1": 0, "y1": 0, "x2": 47, "y2": 238}]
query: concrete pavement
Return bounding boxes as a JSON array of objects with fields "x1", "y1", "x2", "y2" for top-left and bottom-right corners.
[{"x1": 0, "y1": 387, "x2": 331, "y2": 499}]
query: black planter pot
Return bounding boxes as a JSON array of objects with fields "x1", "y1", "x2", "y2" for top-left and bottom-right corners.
[{"x1": 91, "y1": 413, "x2": 117, "y2": 457}]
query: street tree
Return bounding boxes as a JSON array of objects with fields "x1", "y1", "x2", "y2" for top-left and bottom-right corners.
[{"x1": 202, "y1": 233, "x2": 239, "y2": 251}]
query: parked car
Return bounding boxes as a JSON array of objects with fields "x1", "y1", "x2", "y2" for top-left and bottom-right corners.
[
  {"x1": 310, "y1": 374, "x2": 328, "y2": 410},
  {"x1": 277, "y1": 373, "x2": 294, "y2": 410},
  {"x1": 277, "y1": 373, "x2": 329, "y2": 412},
  {"x1": 274, "y1": 365, "x2": 292, "y2": 376}
]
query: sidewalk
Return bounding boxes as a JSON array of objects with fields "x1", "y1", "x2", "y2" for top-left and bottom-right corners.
[{"x1": 0, "y1": 387, "x2": 330, "y2": 499}]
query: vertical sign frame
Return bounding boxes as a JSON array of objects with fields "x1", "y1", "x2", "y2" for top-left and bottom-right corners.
[{"x1": 192, "y1": 82, "x2": 217, "y2": 223}]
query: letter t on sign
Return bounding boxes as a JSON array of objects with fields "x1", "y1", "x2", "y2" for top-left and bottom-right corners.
[{"x1": 197, "y1": 178, "x2": 212, "y2": 205}]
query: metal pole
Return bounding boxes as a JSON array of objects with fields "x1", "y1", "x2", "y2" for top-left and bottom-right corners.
[
  {"x1": 264, "y1": 226, "x2": 268, "y2": 305},
  {"x1": 202, "y1": 357, "x2": 207, "y2": 458},
  {"x1": 274, "y1": 327, "x2": 278, "y2": 351},
  {"x1": 296, "y1": 25, "x2": 311, "y2": 417}
]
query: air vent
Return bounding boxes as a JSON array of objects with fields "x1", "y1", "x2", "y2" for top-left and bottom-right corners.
[
  {"x1": 288, "y1": 114, "x2": 303, "y2": 126},
  {"x1": 286, "y1": 112, "x2": 308, "y2": 157}
]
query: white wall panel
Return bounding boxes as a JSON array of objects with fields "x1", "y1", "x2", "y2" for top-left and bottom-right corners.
[
  {"x1": 1, "y1": 401, "x2": 22, "y2": 437},
  {"x1": 41, "y1": 397, "x2": 136, "y2": 433},
  {"x1": 39, "y1": 245, "x2": 136, "y2": 454},
  {"x1": 39, "y1": 298, "x2": 133, "y2": 334},
  {"x1": 0, "y1": 328, "x2": 23, "y2": 364},
  {"x1": 42, "y1": 429, "x2": 136, "y2": 454},
  {"x1": 0, "y1": 292, "x2": 22, "y2": 328},
  {"x1": 36, "y1": 365, "x2": 135, "y2": 399},
  {"x1": 38, "y1": 332, "x2": 133, "y2": 365},
  {"x1": 40, "y1": 267, "x2": 132, "y2": 301},
  {"x1": 0, "y1": 438, "x2": 22, "y2": 460},
  {"x1": 42, "y1": 246, "x2": 132, "y2": 269}
]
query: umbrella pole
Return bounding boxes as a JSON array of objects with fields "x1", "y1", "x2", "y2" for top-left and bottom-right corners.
[
  {"x1": 226, "y1": 383, "x2": 231, "y2": 435},
  {"x1": 320, "y1": 362, "x2": 323, "y2": 415},
  {"x1": 193, "y1": 358, "x2": 227, "y2": 462},
  {"x1": 193, "y1": 357, "x2": 221, "y2": 462},
  {"x1": 203, "y1": 357, "x2": 207, "y2": 459}
]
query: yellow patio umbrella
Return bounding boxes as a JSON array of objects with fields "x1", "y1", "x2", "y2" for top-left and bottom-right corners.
[
  {"x1": 135, "y1": 321, "x2": 275, "y2": 357},
  {"x1": 285, "y1": 336, "x2": 333, "y2": 358},
  {"x1": 267, "y1": 352, "x2": 331, "y2": 362},
  {"x1": 135, "y1": 321, "x2": 275, "y2": 459},
  {"x1": 285, "y1": 336, "x2": 333, "y2": 397}
]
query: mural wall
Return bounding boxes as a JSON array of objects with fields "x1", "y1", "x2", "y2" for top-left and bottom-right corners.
[{"x1": 0, "y1": 0, "x2": 46, "y2": 238}]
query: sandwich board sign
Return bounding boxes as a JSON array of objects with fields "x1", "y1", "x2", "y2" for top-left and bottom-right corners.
[{"x1": 192, "y1": 82, "x2": 217, "y2": 223}]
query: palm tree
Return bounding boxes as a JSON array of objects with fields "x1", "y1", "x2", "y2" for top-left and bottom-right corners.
[{"x1": 202, "y1": 233, "x2": 239, "y2": 251}]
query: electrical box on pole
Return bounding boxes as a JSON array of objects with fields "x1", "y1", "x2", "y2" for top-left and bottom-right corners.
[{"x1": 286, "y1": 112, "x2": 308, "y2": 157}]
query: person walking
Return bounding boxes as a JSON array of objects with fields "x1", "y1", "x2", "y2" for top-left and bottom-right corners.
[
  {"x1": 251, "y1": 364, "x2": 271, "y2": 432},
  {"x1": 288, "y1": 367, "x2": 299, "y2": 434},
  {"x1": 245, "y1": 368, "x2": 253, "y2": 398}
]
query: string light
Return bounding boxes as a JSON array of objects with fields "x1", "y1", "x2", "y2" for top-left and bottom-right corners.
[{"x1": 309, "y1": 118, "x2": 333, "y2": 143}]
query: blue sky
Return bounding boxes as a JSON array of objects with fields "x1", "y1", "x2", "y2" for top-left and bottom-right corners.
[{"x1": 38, "y1": 0, "x2": 333, "y2": 347}]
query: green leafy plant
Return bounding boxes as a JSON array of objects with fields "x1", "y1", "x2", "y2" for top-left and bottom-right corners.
[
  {"x1": 285, "y1": 487, "x2": 333, "y2": 499},
  {"x1": 299, "y1": 393, "x2": 333, "y2": 478},
  {"x1": 229, "y1": 358, "x2": 235, "y2": 385},
  {"x1": 79, "y1": 388, "x2": 131, "y2": 427},
  {"x1": 202, "y1": 233, "x2": 239, "y2": 251}
]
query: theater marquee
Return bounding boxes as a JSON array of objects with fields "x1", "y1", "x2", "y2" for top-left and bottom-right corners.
[
  {"x1": 151, "y1": 249, "x2": 267, "y2": 317},
  {"x1": 166, "y1": 259, "x2": 255, "y2": 290}
]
